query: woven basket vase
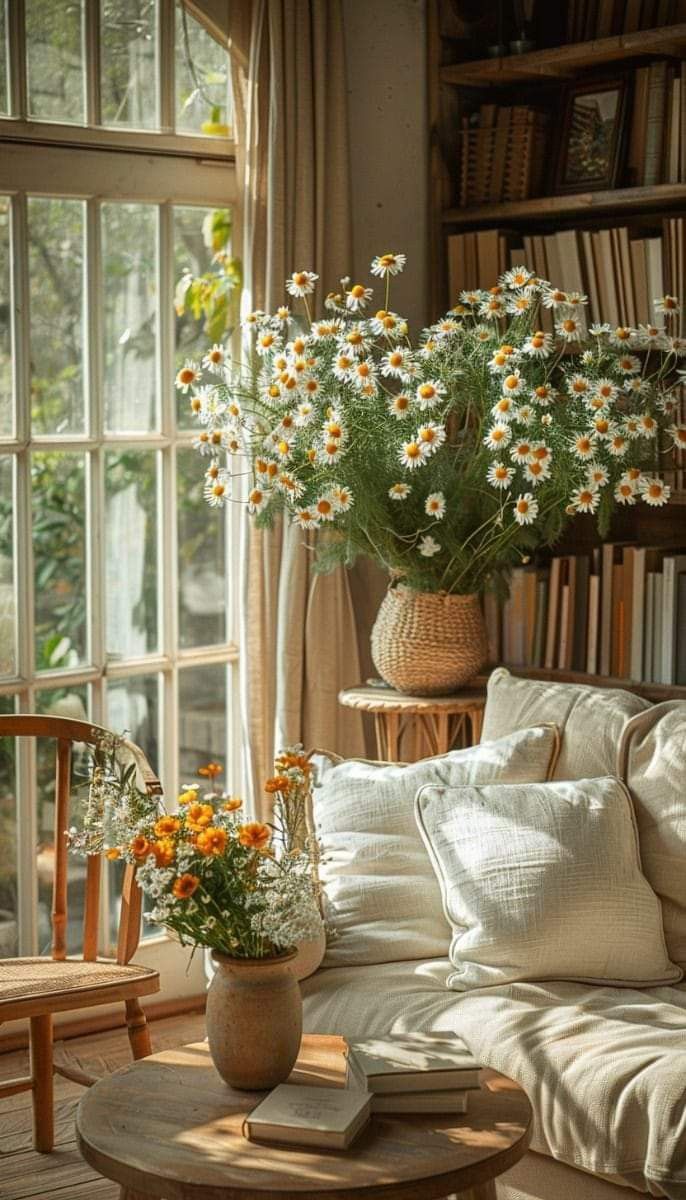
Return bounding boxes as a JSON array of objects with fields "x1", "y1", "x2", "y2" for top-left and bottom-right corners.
[{"x1": 370, "y1": 585, "x2": 488, "y2": 696}]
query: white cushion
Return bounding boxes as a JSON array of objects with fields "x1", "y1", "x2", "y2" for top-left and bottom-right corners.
[
  {"x1": 301, "y1": 959, "x2": 686, "y2": 1198},
  {"x1": 415, "y1": 776, "x2": 681, "y2": 990},
  {"x1": 481, "y1": 668, "x2": 648, "y2": 781},
  {"x1": 310, "y1": 724, "x2": 559, "y2": 965},
  {"x1": 619, "y1": 701, "x2": 686, "y2": 971}
]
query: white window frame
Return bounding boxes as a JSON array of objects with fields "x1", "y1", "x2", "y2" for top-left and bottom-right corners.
[{"x1": 0, "y1": 0, "x2": 242, "y2": 987}]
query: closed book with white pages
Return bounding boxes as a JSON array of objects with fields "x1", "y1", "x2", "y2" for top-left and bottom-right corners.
[
  {"x1": 347, "y1": 1052, "x2": 469, "y2": 1114},
  {"x1": 245, "y1": 1084, "x2": 371, "y2": 1150},
  {"x1": 346, "y1": 1033, "x2": 480, "y2": 1094}
]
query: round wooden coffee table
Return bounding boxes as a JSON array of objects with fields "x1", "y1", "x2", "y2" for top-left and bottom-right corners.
[{"x1": 76, "y1": 1040, "x2": 532, "y2": 1200}]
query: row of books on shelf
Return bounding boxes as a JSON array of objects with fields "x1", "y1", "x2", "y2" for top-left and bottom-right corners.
[
  {"x1": 459, "y1": 105, "x2": 549, "y2": 206},
  {"x1": 447, "y1": 218, "x2": 686, "y2": 329},
  {"x1": 245, "y1": 1034, "x2": 480, "y2": 1150},
  {"x1": 484, "y1": 544, "x2": 686, "y2": 687},
  {"x1": 567, "y1": 0, "x2": 686, "y2": 40},
  {"x1": 628, "y1": 60, "x2": 686, "y2": 187}
]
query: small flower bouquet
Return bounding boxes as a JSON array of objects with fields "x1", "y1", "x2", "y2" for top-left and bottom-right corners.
[
  {"x1": 177, "y1": 256, "x2": 685, "y2": 597},
  {"x1": 68, "y1": 738, "x2": 323, "y2": 959}
]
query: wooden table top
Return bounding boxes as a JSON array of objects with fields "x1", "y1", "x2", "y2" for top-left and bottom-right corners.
[
  {"x1": 339, "y1": 685, "x2": 486, "y2": 713},
  {"x1": 76, "y1": 1037, "x2": 532, "y2": 1200}
]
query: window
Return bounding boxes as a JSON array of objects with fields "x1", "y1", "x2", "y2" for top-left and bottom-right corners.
[{"x1": 0, "y1": 1, "x2": 239, "y2": 977}]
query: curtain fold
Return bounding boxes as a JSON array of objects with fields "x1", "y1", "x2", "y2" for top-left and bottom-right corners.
[{"x1": 229, "y1": 0, "x2": 366, "y2": 819}]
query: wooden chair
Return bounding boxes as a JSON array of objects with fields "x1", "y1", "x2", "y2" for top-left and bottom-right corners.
[{"x1": 0, "y1": 715, "x2": 162, "y2": 1153}]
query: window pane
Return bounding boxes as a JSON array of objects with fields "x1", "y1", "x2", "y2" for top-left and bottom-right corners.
[
  {"x1": 102, "y1": 202, "x2": 158, "y2": 432},
  {"x1": 0, "y1": 695, "x2": 17, "y2": 958},
  {"x1": 175, "y1": 2, "x2": 231, "y2": 136},
  {"x1": 0, "y1": 2, "x2": 7, "y2": 118},
  {"x1": 26, "y1": 0, "x2": 85, "y2": 124},
  {"x1": 0, "y1": 456, "x2": 14, "y2": 676},
  {"x1": 28, "y1": 198, "x2": 86, "y2": 435},
  {"x1": 178, "y1": 663, "x2": 227, "y2": 784},
  {"x1": 177, "y1": 447, "x2": 226, "y2": 649},
  {"x1": 174, "y1": 204, "x2": 216, "y2": 429},
  {"x1": 106, "y1": 672, "x2": 160, "y2": 945},
  {"x1": 35, "y1": 685, "x2": 89, "y2": 956},
  {"x1": 32, "y1": 451, "x2": 88, "y2": 669},
  {"x1": 0, "y1": 197, "x2": 11, "y2": 436},
  {"x1": 100, "y1": 0, "x2": 158, "y2": 130},
  {"x1": 105, "y1": 449, "x2": 159, "y2": 659}
]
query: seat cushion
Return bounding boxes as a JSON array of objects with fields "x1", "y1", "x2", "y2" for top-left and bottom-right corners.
[
  {"x1": 310, "y1": 724, "x2": 559, "y2": 966},
  {"x1": 481, "y1": 669, "x2": 648, "y2": 781},
  {"x1": 618, "y1": 702, "x2": 686, "y2": 971},
  {"x1": 302, "y1": 960, "x2": 686, "y2": 1199},
  {"x1": 0, "y1": 957, "x2": 159, "y2": 1017}
]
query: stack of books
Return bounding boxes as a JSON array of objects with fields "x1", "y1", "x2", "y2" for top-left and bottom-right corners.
[
  {"x1": 460, "y1": 105, "x2": 549, "y2": 206},
  {"x1": 243, "y1": 1033, "x2": 481, "y2": 1150},
  {"x1": 628, "y1": 60, "x2": 686, "y2": 188},
  {"x1": 485, "y1": 544, "x2": 686, "y2": 686}
]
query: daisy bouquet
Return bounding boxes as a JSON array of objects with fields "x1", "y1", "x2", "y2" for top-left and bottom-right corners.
[
  {"x1": 177, "y1": 256, "x2": 685, "y2": 595},
  {"x1": 68, "y1": 739, "x2": 323, "y2": 959}
]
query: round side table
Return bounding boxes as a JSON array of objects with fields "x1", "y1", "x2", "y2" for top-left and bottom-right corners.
[
  {"x1": 77, "y1": 1040, "x2": 532, "y2": 1200},
  {"x1": 339, "y1": 684, "x2": 486, "y2": 762}
]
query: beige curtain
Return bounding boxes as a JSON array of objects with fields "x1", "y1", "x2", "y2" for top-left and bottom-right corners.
[{"x1": 229, "y1": 0, "x2": 367, "y2": 818}]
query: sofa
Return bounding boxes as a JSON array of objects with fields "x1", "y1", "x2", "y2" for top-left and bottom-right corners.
[{"x1": 301, "y1": 669, "x2": 686, "y2": 1200}]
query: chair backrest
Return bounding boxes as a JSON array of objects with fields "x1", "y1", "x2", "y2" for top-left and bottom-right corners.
[{"x1": 0, "y1": 715, "x2": 163, "y2": 965}]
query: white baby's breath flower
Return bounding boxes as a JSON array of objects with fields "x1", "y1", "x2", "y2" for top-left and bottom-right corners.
[{"x1": 418, "y1": 534, "x2": 441, "y2": 557}]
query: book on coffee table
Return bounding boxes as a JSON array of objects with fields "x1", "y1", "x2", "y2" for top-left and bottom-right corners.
[
  {"x1": 369, "y1": 1088, "x2": 469, "y2": 1114},
  {"x1": 245, "y1": 1083, "x2": 371, "y2": 1150},
  {"x1": 346, "y1": 1033, "x2": 480, "y2": 1094}
]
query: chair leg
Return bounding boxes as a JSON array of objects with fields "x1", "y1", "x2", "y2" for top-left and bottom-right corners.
[
  {"x1": 125, "y1": 998, "x2": 151, "y2": 1060},
  {"x1": 30, "y1": 1014, "x2": 54, "y2": 1153}
]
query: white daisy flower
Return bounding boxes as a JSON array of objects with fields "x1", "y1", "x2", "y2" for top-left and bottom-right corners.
[
  {"x1": 567, "y1": 373, "x2": 590, "y2": 398},
  {"x1": 541, "y1": 412, "x2": 553, "y2": 426},
  {"x1": 417, "y1": 421, "x2": 446, "y2": 454},
  {"x1": 286, "y1": 334, "x2": 310, "y2": 358},
  {"x1": 399, "y1": 440, "x2": 429, "y2": 469},
  {"x1": 622, "y1": 467, "x2": 643, "y2": 486},
  {"x1": 484, "y1": 423, "x2": 512, "y2": 451},
  {"x1": 272, "y1": 305, "x2": 291, "y2": 326},
  {"x1": 175, "y1": 360, "x2": 200, "y2": 392},
  {"x1": 275, "y1": 436, "x2": 293, "y2": 460},
  {"x1": 607, "y1": 432, "x2": 628, "y2": 457},
  {"x1": 637, "y1": 323, "x2": 667, "y2": 349},
  {"x1": 370, "y1": 310, "x2": 405, "y2": 339},
  {"x1": 351, "y1": 357, "x2": 378, "y2": 392},
  {"x1": 381, "y1": 347, "x2": 412, "y2": 378},
  {"x1": 668, "y1": 424, "x2": 686, "y2": 450},
  {"x1": 241, "y1": 309, "x2": 267, "y2": 330},
  {"x1": 416, "y1": 379, "x2": 446, "y2": 410},
  {"x1": 589, "y1": 378, "x2": 618, "y2": 407},
  {"x1": 254, "y1": 457, "x2": 278, "y2": 481},
  {"x1": 609, "y1": 326, "x2": 635, "y2": 348},
  {"x1": 388, "y1": 393, "x2": 412, "y2": 419},
  {"x1": 487, "y1": 462, "x2": 514, "y2": 489},
  {"x1": 324, "y1": 291, "x2": 346, "y2": 313},
  {"x1": 529, "y1": 442, "x2": 552, "y2": 466},
  {"x1": 339, "y1": 326, "x2": 372, "y2": 356},
  {"x1": 570, "y1": 485, "x2": 599, "y2": 514},
  {"x1": 256, "y1": 330, "x2": 281, "y2": 356},
  {"x1": 667, "y1": 336, "x2": 686, "y2": 355},
  {"x1": 293, "y1": 506, "x2": 320, "y2": 529},
  {"x1": 531, "y1": 382, "x2": 554, "y2": 406},
  {"x1": 501, "y1": 266, "x2": 534, "y2": 290},
  {"x1": 658, "y1": 394, "x2": 679, "y2": 417},
  {"x1": 479, "y1": 296, "x2": 507, "y2": 320},
  {"x1": 418, "y1": 534, "x2": 441, "y2": 557},
  {"x1": 204, "y1": 475, "x2": 229, "y2": 507},
  {"x1": 513, "y1": 493, "x2": 539, "y2": 525},
  {"x1": 311, "y1": 318, "x2": 343, "y2": 339},
  {"x1": 473, "y1": 323, "x2": 493, "y2": 342},
  {"x1": 314, "y1": 494, "x2": 336, "y2": 522},
  {"x1": 591, "y1": 415, "x2": 613, "y2": 439},
  {"x1": 331, "y1": 485, "x2": 354, "y2": 512},
  {"x1": 564, "y1": 291, "x2": 588, "y2": 308},
  {"x1": 424, "y1": 491, "x2": 446, "y2": 520},
  {"x1": 492, "y1": 396, "x2": 517, "y2": 422},
  {"x1": 623, "y1": 376, "x2": 650, "y2": 399},
  {"x1": 333, "y1": 353, "x2": 355, "y2": 381},
  {"x1": 617, "y1": 354, "x2": 641, "y2": 374},
  {"x1": 639, "y1": 476, "x2": 671, "y2": 506},
  {"x1": 501, "y1": 370, "x2": 524, "y2": 396},
  {"x1": 571, "y1": 433, "x2": 595, "y2": 460},
  {"x1": 345, "y1": 283, "x2": 373, "y2": 312},
  {"x1": 615, "y1": 479, "x2": 637, "y2": 505},
  {"x1": 202, "y1": 344, "x2": 226, "y2": 373},
  {"x1": 301, "y1": 376, "x2": 321, "y2": 400},
  {"x1": 654, "y1": 295, "x2": 680, "y2": 316},
  {"x1": 434, "y1": 317, "x2": 461, "y2": 339},
  {"x1": 555, "y1": 316, "x2": 583, "y2": 341},
  {"x1": 488, "y1": 347, "x2": 514, "y2": 374},
  {"x1": 542, "y1": 287, "x2": 569, "y2": 308},
  {"x1": 522, "y1": 331, "x2": 552, "y2": 358},
  {"x1": 389, "y1": 482, "x2": 411, "y2": 500},
  {"x1": 323, "y1": 415, "x2": 345, "y2": 442},
  {"x1": 418, "y1": 336, "x2": 438, "y2": 359},
  {"x1": 193, "y1": 429, "x2": 223, "y2": 455},
  {"x1": 586, "y1": 462, "x2": 609, "y2": 488},
  {"x1": 510, "y1": 439, "x2": 535, "y2": 465},
  {"x1": 247, "y1": 486, "x2": 270, "y2": 514},
  {"x1": 589, "y1": 322, "x2": 611, "y2": 337},
  {"x1": 285, "y1": 270, "x2": 318, "y2": 297},
  {"x1": 295, "y1": 402, "x2": 315, "y2": 426},
  {"x1": 514, "y1": 404, "x2": 534, "y2": 426},
  {"x1": 276, "y1": 473, "x2": 304, "y2": 501},
  {"x1": 370, "y1": 252, "x2": 406, "y2": 277},
  {"x1": 623, "y1": 416, "x2": 641, "y2": 440},
  {"x1": 637, "y1": 413, "x2": 658, "y2": 438},
  {"x1": 459, "y1": 289, "x2": 485, "y2": 306},
  {"x1": 321, "y1": 440, "x2": 343, "y2": 465},
  {"x1": 524, "y1": 459, "x2": 551, "y2": 486},
  {"x1": 507, "y1": 292, "x2": 535, "y2": 316}
]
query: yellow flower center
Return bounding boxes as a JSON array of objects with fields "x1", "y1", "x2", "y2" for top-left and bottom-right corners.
[
  {"x1": 179, "y1": 367, "x2": 195, "y2": 383},
  {"x1": 317, "y1": 499, "x2": 332, "y2": 515},
  {"x1": 562, "y1": 319, "x2": 577, "y2": 333},
  {"x1": 517, "y1": 500, "x2": 529, "y2": 513},
  {"x1": 294, "y1": 272, "x2": 308, "y2": 286},
  {"x1": 649, "y1": 483, "x2": 663, "y2": 498},
  {"x1": 249, "y1": 489, "x2": 263, "y2": 505},
  {"x1": 351, "y1": 284, "x2": 366, "y2": 298},
  {"x1": 389, "y1": 352, "x2": 403, "y2": 366},
  {"x1": 406, "y1": 442, "x2": 421, "y2": 459},
  {"x1": 579, "y1": 490, "x2": 594, "y2": 505},
  {"x1": 595, "y1": 419, "x2": 610, "y2": 433},
  {"x1": 504, "y1": 375, "x2": 518, "y2": 390},
  {"x1": 419, "y1": 384, "x2": 436, "y2": 399}
]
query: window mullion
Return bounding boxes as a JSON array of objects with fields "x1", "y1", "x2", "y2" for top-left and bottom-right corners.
[
  {"x1": 7, "y1": 0, "x2": 26, "y2": 120},
  {"x1": 159, "y1": 0, "x2": 175, "y2": 133},
  {"x1": 84, "y1": 0, "x2": 101, "y2": 128},
  {"x1": 86, "y1": 200, "x2": 105, "y2": 682},
  {"x1": 159, "y1": 201, "x2": 178, "y2": 801}
]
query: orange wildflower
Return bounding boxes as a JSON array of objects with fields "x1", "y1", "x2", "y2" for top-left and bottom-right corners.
[
  {"x1": 151, "y1": 839, "x2": 176, "y2": 867},
  {"x1": 198, "y1": 761, "x2": 223, "y2": 779},
  {"x1": 130, "y1": 835, "x2": 152, "y2": 861},
  {"x1": 105, "y1": 848, "x2": 120, "y2": 861},
  {"x1": 223, "y1": 797, "x2": 243, "y2": 812},
  {"x1": 154, "y1": 815, "x2": 181, "y2": 838},
  {"x1": 264, "y1": 775, "x2": 290, "y2": 794},
  {"x1": 196, "y1": 827, "x2": 228, "y2": 856},
  {"x1": 185, "y1": 802, "x2": 215, "y2": 832},
  {"x1": 172, "y1": 874, "x2": 200, "y2": 899},
  {"x1": 238, "y1": 822, "x2": 272, "y2": 851}
]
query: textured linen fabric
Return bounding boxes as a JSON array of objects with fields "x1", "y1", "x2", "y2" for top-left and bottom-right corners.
[
  {"x1": 618, "y1": 701, "x2": 686, "y2": 971},
  {"x1": 310, "y1": 724, "x2": 559, "y2": 966},
  {"x1": 415, "y1": 776, "x2": 681, "y2": 990},
  {"x1": 481, "y1": 668, "x2": 648, "y2": 781},
  {"x1": 301, "y1": 959, "x2": 686, "y2": 1199}
]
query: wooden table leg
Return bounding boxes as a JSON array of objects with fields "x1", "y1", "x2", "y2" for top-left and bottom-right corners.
[{"x1": 470, "y1": 705, "x2": 484, "y2": 745}]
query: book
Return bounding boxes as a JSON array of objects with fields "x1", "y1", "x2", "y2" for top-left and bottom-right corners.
[
  {"x1": 544, "y1": 556, "x2": 563, "y2": 670},
  {"x1": 346, "y1": 1033, "x2": 480, "y2": 1095},
  {"x1": 676, "y1": 573, "x2": 686, "y2": 686},
  {"x1": 653, "y1": 574, "x2": 664, "y2": 684},
  {"x1": 244, "y1": 1084, "x2": 371, "y2": 1150},
  {"x1": 587, "y1": 571, "x2": 600, "y2": 675},
  {"x1": 367, "y1": 1089, "x2": 469, "y2": 1114},
  {"x1": 660, "y1": 554, "x2": 686, "y2": 684},
  {"x1": 644, "y1": 571, "x2": 656, "y2": 683}
]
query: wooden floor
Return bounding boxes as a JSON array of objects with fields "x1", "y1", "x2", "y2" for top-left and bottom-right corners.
[{"x1": 0, "y1": 1010, "x2": 207, "y2": 1199}]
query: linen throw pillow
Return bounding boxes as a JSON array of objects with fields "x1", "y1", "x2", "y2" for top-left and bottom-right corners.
[
  {"x1": 415, "y1": 775, "x2": 682, "y2": 991},
  {"x1": 310, "y1": 724, "x2": 559, "y2": 967}
]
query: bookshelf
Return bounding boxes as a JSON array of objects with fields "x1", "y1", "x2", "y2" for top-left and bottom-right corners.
[{"x1": 427, "y1": 4, "x2": 686, "y2": 699}]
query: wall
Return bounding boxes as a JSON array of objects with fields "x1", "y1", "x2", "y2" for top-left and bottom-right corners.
[{"x1": 343, "y1": 0, "x2": 429, "y2": 337}]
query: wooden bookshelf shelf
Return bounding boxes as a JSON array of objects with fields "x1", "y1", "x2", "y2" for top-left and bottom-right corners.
[
  {"x1": 440, "y1": 24, "x2": 686, "y2": 88},
  {"x1": 476, "y1": 667, "x2": 686, "y2": 703},
  {"x1": 442, "y1": 183, "x2": 686, "y2": 228}
]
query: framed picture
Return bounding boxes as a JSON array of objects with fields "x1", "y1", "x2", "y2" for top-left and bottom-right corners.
[{"x1": 554, "y1": 78, "x2": 628, "y2": 193}]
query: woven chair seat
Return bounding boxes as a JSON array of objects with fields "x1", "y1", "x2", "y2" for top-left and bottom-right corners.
[{"x1": 0, "y1": 957, "x2": 159, "y2": 1006}]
